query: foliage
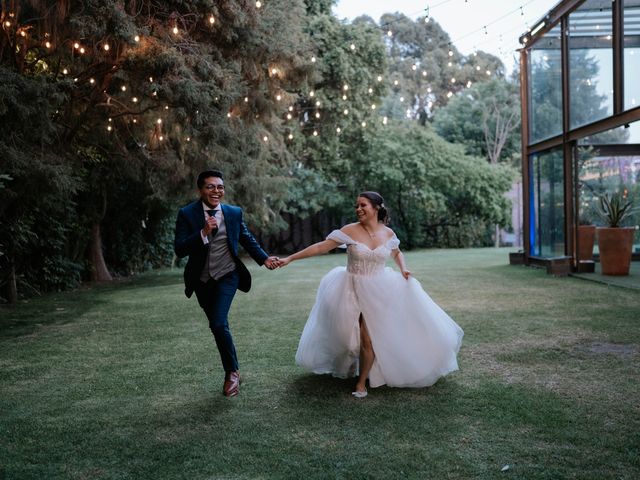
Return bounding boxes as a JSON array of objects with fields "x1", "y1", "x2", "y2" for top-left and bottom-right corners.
[
  {"x1": 595, "y1": 192, "x2": 635, "y2": 228},
  {"x1": 433, "y1": 78, "x2": 520, "y2": 165},
  {"x1": 348, "y1": 122, "x2": 513, "y2": 248},
  {"x1": 378, "y1": 13, "x2": 506, "y2": 123},
  {"x1": 0, "y1": 0, "x2": 313, "y2": 300}
]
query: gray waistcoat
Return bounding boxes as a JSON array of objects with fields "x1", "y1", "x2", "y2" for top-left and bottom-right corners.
[{"x1": 200, "y1": 211, "x2": 237, "y2": 282}]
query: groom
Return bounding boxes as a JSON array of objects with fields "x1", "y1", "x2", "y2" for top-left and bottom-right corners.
[{"x1": 174, "y1": 170, "x2": 280, "y2": 396}]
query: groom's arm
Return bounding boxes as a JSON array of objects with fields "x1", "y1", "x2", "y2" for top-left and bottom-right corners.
[
  {"x1": 237, "y1": 215, "x2": 269, "y2": 265},
  {"x1": 174, "y1": 209, "x2": 205, "y2": 258}
]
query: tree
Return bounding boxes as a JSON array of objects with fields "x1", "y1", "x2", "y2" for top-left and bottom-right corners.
[
  {"x1": 0, "y1": 0, "x2": 314, "y2": 301},
  {"x1": 433, "y1": 78, "x2": 520, "y2": 165},
  {"x1": 378, "y1": 13, "x2": 506, "y2": 123},
  {"x1": 348, "y1": 122, "x2": 514, "y2": 248}
]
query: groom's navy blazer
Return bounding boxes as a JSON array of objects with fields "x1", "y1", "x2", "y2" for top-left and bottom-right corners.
[{"x1": 174, "y1": 201, "x2": 269, "y2": 297}]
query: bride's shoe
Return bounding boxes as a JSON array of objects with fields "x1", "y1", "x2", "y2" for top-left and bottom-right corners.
[{"x1": 351, "y1": 390, "x2": 368, "y2": 398}]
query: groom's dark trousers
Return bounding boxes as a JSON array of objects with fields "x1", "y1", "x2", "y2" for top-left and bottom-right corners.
[{"x1": 174, "y1": 201, "x2": 268, "y2": 372}]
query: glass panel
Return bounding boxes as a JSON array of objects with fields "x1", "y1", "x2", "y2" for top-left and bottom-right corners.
[
  {"x1": 624, "y1": 0, "x2": 640, "y2": 110},
  {"x1": 529, "y1": 24, "x2": 563, "y2": 144},
  {"x1": 530, "y1": 149, "x2": 565, "y2": 257},
  {"x1": 576, "y1": 121, "x2": 640, "y2": 252},
  {"x1": 568, "y1": 0, "x2": 614, "y2": 130}
]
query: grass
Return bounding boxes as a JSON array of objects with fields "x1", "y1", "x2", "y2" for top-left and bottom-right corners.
[{"x1": 1, "y1": 248, "x2": 639, "y2": 479}]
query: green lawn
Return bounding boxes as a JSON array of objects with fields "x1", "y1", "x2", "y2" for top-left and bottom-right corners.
[{"x1": 1, "y1": 248, "x2": 639, "y2": 479}]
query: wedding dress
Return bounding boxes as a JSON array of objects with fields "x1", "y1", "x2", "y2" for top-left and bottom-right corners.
[{"x1": 295, "y1": 229, "x2": 463, "y2": 388}]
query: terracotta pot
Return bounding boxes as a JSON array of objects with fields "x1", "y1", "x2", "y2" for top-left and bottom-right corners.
[
  {"x1": 577, "y1": 225, "x2": 596, "y2": 261},
  {"x1": 596, "y1": 227, "x2": 635, "y2": 276}
]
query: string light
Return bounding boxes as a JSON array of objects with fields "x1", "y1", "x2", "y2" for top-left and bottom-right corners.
[
  {"x1": 209, "y1": 16, "x2": 215, "y2": 25},
  {"x1": 172, "y1": 26, "x2": 179, "y2": 35},
  {"x1": 256, "y1": 1, "x2": 262, "y2": 8},
  {"x1": 103, "y1": 44, "x2": 110, "y2": 51},
  {"x1": 132, "y1": 97, "x2": 138, "y2": 103}
]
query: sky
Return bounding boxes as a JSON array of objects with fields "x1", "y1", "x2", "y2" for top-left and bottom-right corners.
[{"x1": 333, "y1": 0, "x2": 560, "y2": 73}]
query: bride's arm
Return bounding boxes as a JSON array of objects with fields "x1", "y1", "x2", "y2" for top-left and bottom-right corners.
[
  {"x1": 391, "y1": 248, "x2": 411, "y2": 280},
  {"x1": 279, "y1": 239, "x2": 341, "y2": 267}
]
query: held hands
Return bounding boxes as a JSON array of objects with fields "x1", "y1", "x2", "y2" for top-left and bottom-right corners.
[
  {"x1": 264, "y1": 256, "x2": 281, "y2": 270},
  {"x1": 263, "y1": 256, "x2": 292, "y2": 270}
]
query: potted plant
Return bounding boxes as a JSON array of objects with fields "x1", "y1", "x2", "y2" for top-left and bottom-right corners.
[
  {"x1": 577, "y1": 216, "x2": 596, "y2": 262},
  {"x1": 595, "y1": 192, "x2": 635, "y2": 276}
]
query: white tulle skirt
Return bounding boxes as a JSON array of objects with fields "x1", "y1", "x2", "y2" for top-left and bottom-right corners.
[{"x1": 295, "y1": 267, "x2": 464, "y2": 388}]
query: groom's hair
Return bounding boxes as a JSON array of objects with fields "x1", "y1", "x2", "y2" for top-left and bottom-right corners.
[{"x1": 197, "y1": 170, "x2": 224, "y2": 188}]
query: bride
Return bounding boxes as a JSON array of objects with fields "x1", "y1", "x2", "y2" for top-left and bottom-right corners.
[{"x1": 278, "y1": 191, "x2": 463, "y2": 398}]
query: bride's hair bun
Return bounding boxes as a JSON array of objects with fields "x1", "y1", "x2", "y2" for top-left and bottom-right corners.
[{"x1": 359, "y1": 191, "x2": 390, "y2": 225}]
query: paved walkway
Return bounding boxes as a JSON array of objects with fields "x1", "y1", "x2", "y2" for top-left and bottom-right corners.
[{"x1": 571, "y1": 261, "x2": 640, "y2": 290}]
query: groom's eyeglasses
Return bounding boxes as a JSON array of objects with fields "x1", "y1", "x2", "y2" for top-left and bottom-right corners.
[{"x1": 204, "y1": 184, "x2": 225, "y2": 191}]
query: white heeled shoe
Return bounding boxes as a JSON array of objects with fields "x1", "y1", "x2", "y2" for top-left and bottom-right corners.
[{"x1": 351, "y1": 390, "x2": 368, "y2": 398}]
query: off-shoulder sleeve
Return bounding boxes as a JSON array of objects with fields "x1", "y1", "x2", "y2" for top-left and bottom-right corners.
[
  {"x1": 387, "y1": 234, "x2": 400, "y2": 250},
  {"x1": 326, "y1": 229, "x2": 356, "y2": 247}
]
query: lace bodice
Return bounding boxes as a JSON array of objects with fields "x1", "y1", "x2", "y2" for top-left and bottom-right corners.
[{"x1": 327, "y1": 229, "x2": 400, "y2": 276}]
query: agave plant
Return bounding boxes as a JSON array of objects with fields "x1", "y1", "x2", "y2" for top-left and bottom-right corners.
[{"x1": 595, "y1": 192, "x2": 634, "y2": 228}]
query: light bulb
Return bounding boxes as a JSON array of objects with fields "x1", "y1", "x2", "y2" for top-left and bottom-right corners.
[{"x1": 209, "y1": 16, "x2": 215, "y2": 24}]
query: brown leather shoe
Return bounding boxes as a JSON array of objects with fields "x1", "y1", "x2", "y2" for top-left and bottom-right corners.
[{"x1": 223, "y1": 371, "x2": 240, "y2": 397}]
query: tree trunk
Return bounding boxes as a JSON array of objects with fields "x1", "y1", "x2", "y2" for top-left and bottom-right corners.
[
  {"x1": 495, "y1": 223, "x2": 500, "y2": 248},
  {"x1": 88, "y1": 223, "x2": 113, "y2": 282}
]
